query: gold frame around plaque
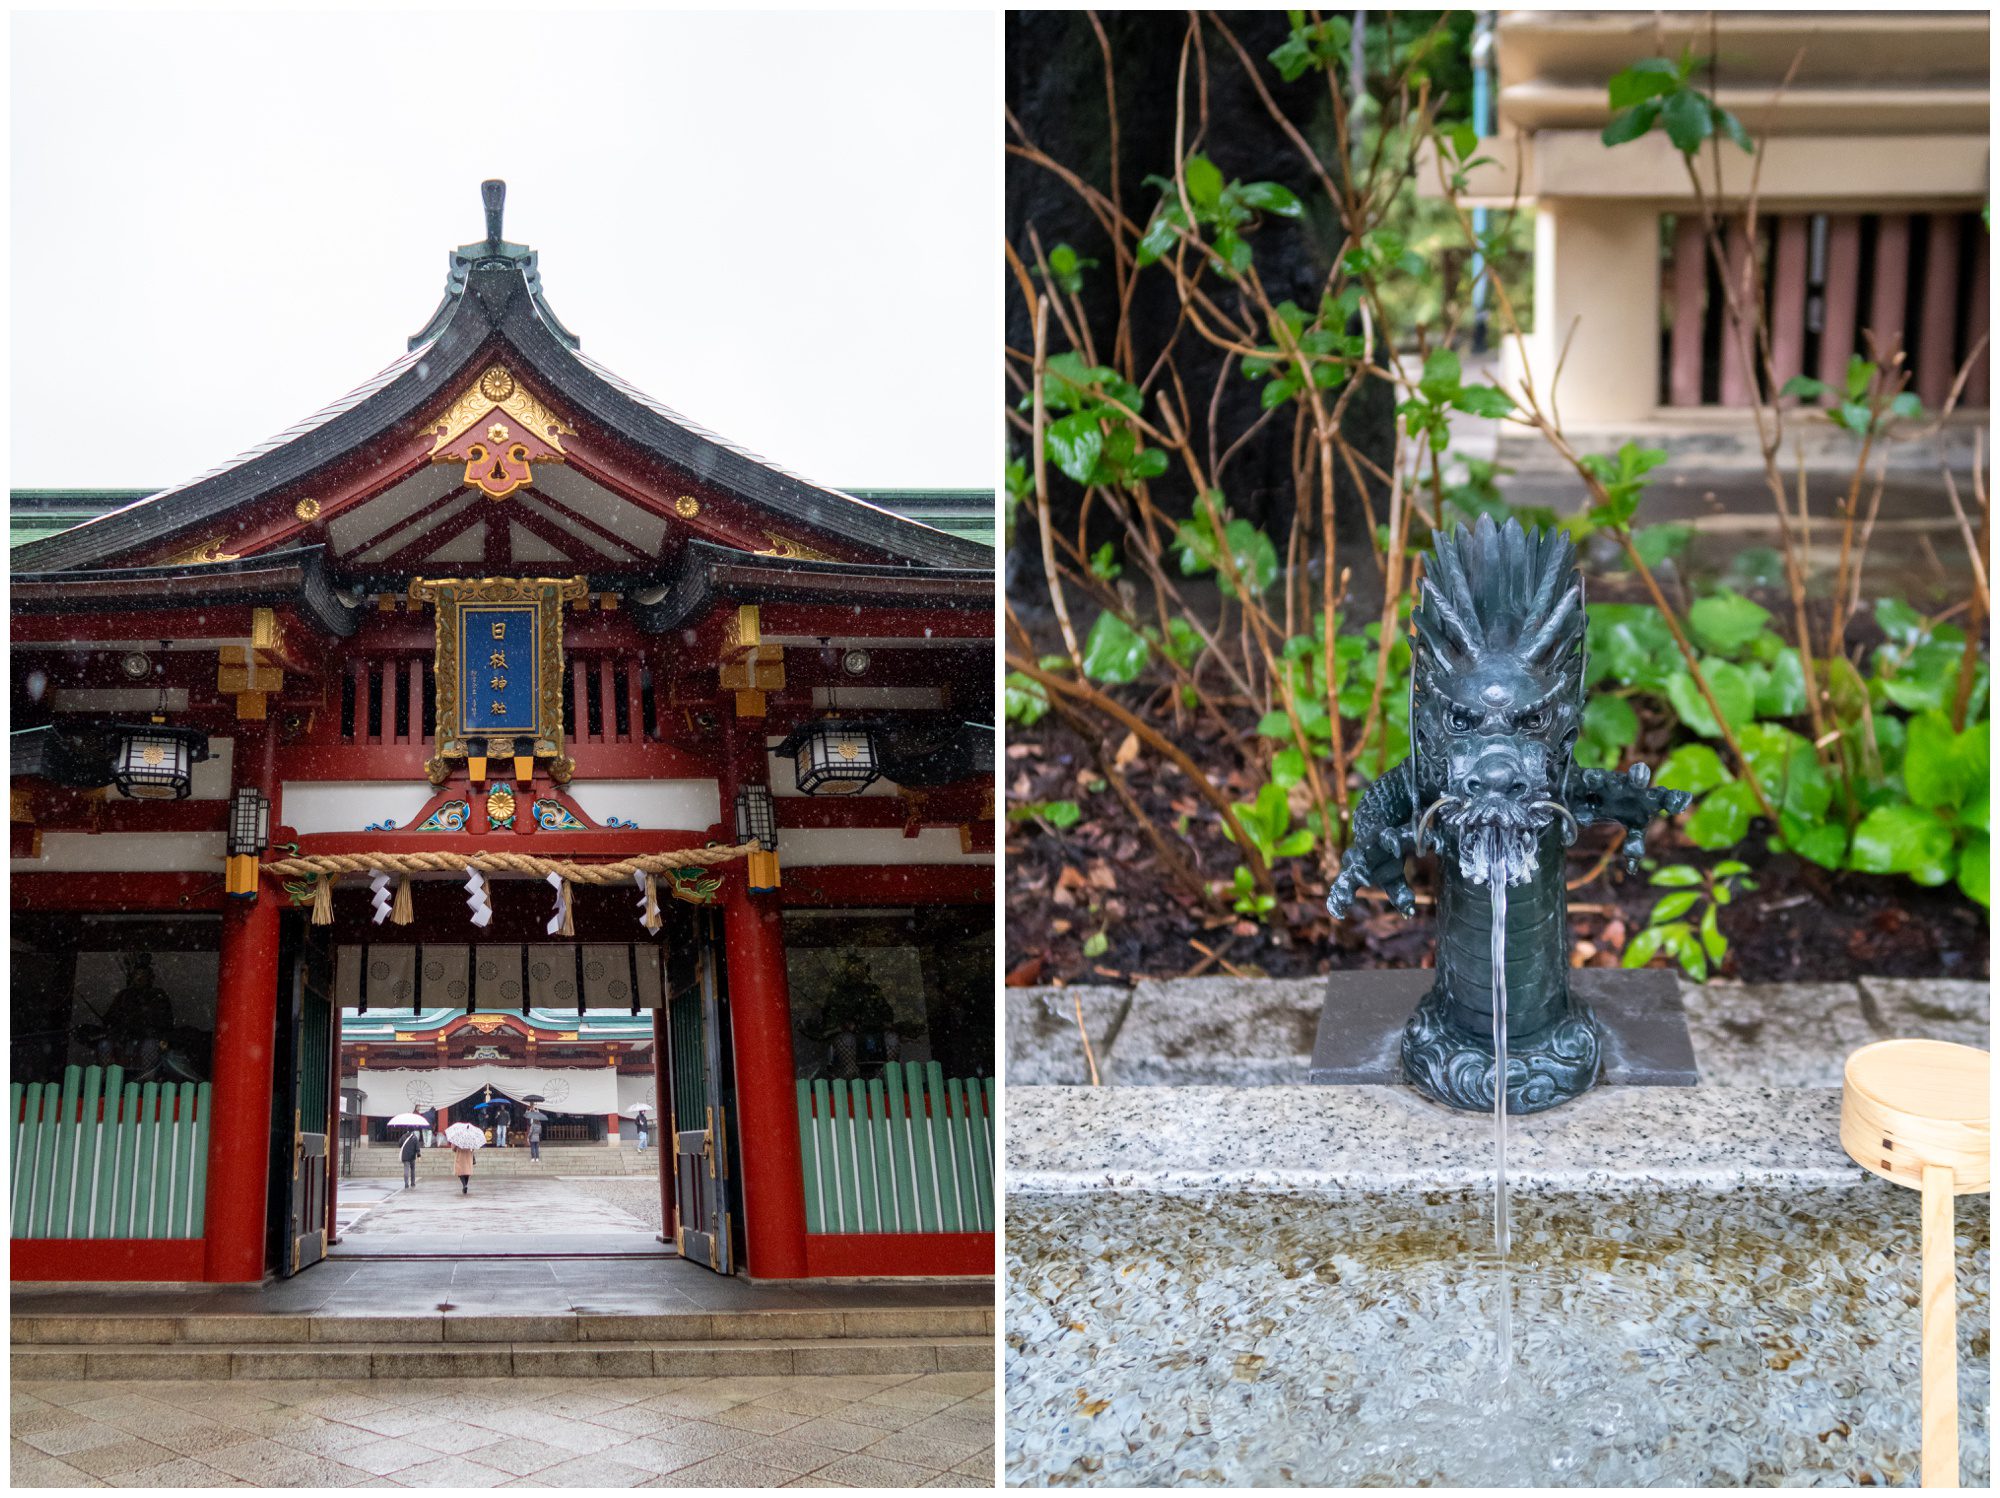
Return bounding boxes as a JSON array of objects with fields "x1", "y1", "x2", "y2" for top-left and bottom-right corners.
[{"x1": 409, "y1": 576, "x2": 588, "y2": 784}]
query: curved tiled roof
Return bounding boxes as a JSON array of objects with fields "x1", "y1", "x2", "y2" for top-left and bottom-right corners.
[{"x1": 13, "y1": 183, "x2": 991, "y2": 575}]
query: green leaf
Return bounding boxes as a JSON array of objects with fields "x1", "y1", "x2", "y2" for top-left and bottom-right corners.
[
  {"x1": 1081, "y1": 611, "x2": 1151, "y2": 685},
  {"x1": 1088, "y1": 542, "x2": 1122, "y2": 581},
  {"x1": 1174, "y1": 513, "x2": 1279, "y2": 598},
  {"x1": 1657, "y1": 744, "x2": 1729, "y2": 796},
  {"x1": 1582, "y1": 692, "x2": 1640, "y2": 752},
  {"x1": 1650, "y1": 864, "x2": 1703, "y2": 887},
  {"x1": 1711, "y1": 103, "x2": 1754, "y2": 153},
  {"x1": 1903, "y1": 710, "x2": 1967, "y2": 810},
  {"x1": 1238, "y1": 180, "x2": 1303, "y2": 217},
  {"x1": 1650, "y1": 890, "x2": 1700, "y2": 921},
  {"x1": 1874, "y1": 597, "x2": 1928, "y2": 646},
  {"x1": 1003, "y1": 671, "x2": 1049, "y2": 727},
  {"x1": 1621, "y1": 924, "x2": 1671, "y2": 968},
  {"x1": 1182, "y1": 154, "x2": 1223, "y2": 212},
  {"x1": 1660, "y1": 89, "x2": 1713, "y2": 155},
  {"x1": 1601, "y1": 99, "x2": 1662, "y2": 147},
  {"x1": 1698, "y1": 903, "x2": 1728, "y2": 961},
  {"x1": 1082, "y1": 931, "x2": 1109, "y2": 958},
  {"x1": 1664, "y1": 660, "x2": 1755, "y2": 738},
  {"x1": 1754, "y1": 648, "x2": 1809, "y2": 717},
  {"x1": 1632, "y1": 523, "x2": 1695, "y2": 569},
  {"x1": 1419, "y1": 347, "x2": 1463, "y2": 403},
  {"x1": 1275, "y1": 829, "x2": 1317, "y2": 858},
  {"x1": 1607, "y1": 58, "x2": 1681, "y2": 109},
  {"x1": 1956, "y1": 832, "x2": 1989, "y2": 906},
  {"x1": 1686, "y1": 780, "x2": 1758, "y2": 849},
  {"x1": 1271, "y1": 747, "x2": 1306, "y2": 789},
  {"x1": 1007, "y1": 799, "x2": 1081, "y2": 830},
  {"x1": 1452, "y1": 384, "x2": 1517, "y2": 418},
  {"x1": 1850, "y1": 802, "x2": 1957, "y2": 883},
  {"x1": 1780, "y1": 375, "x2": 1829, "y2": 401},
  {"x1": 1688, "y1": 589, "x2": 1773, "y2": 657},
  {"x1": 1778, "y1": 813, "x2": 1849, "y2": 869},
  {"x1": 1045, "y1": 411, "x2": 1103, "y2": 485},
  {"x1": 1587, "y1": 603, "x2": 1679, "y2": 691}
]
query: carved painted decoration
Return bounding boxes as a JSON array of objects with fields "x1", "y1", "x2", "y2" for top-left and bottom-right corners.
[
  {"x1": 533, "y1": 799, "x2": 586, "y2": 831},
  {"x1": 486, "y1": 785, "x2": 517, "y2": 829},
  {"x1": 417, "y1": 364, "x2": 576, "y2": 500},
  {"x1": 409, "y1": 576, "x2": 588, "y2": 785},
  {"x1": 416, "y1": 801, "x2": 470, "y2": 833}
]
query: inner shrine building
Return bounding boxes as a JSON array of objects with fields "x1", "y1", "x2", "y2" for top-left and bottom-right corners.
[{"x1": 10, "y1": 182, "x2": 996, "y2": 1284}]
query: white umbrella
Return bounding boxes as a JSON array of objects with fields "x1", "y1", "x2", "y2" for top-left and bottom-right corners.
[
  {"x1": 443, "y1": 1121, "x2": 486, "y2": 1150},
  {"x1": 620, "y1": 1103, "x2": 655, "y2": 1118},
  {"x1": 388, "y1": 1113, "x2": 428, "y2": 1128}
]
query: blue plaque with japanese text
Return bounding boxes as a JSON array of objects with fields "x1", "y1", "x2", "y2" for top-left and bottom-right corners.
[{"x1": 461, "y1": 606, "x2": 539, "y2": 736}]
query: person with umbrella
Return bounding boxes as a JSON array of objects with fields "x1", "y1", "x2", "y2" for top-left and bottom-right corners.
[
  {"x1": 633, "y1": 1104, "x2": 651, "y2": 1153},
  {"x1": 444, "y1": 1120, "x2": 484, "y2": 1194},
  {"x1": 494, "y1": 1100, "x2": 510, "y2": 1150},
  {"x1": 522, "y1": 1096, "x2": 547, "y2": 1162},
  {"x1": 389, "y1": 1112, "x2": 427, "y2": 1188}
]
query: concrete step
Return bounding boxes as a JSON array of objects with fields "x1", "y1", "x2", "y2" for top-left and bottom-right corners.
[
  {"x1": 11, "y1": 1303, "x2": 990, "y2": 1347},
  {"x1": 11, "y1": 1335, "x2": 990, "y2": 1381}
]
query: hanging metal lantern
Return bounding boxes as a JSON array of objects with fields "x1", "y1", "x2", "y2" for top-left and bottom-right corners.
[
  {"x1": 229, "y1": 787, "x2": 270, "y2": 854},
  {"x1": 735, "y1": 783, "x2": 782, "y2": 892},
  {"x1": 774, "y1": 719, "x2": 880, "y2": 797},
  {"x1": 225, "y1": 787, "x2": 271, "y2": 899},
  {"x1": 734, "y1": 784, "x2": 778, "y2": 849},
  {"x1": 109, "y1": 723, "x2": 208, "y2": 801}
]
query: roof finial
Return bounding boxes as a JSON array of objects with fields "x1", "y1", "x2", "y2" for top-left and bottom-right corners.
[{"x1": 481, "y1": 180, "x2": 506, "y2": 245}]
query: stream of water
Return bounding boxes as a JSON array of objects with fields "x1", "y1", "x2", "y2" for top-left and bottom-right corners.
[{"x1": 1488, "y1": 870, "x2": 1512, "y2": 1383}]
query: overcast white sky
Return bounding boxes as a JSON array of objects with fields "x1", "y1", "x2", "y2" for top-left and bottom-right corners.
[{"x1": 10, "y1": 9, "x2": 996, "y2": 492}]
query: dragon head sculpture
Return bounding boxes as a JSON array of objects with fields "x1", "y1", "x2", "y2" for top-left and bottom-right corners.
[{"x1": 1409, "y1": 515, "x2": 1587, "y2": 890}]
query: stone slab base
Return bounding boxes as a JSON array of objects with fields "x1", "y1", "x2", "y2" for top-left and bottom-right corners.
[
  {"x1": 1307, "y1": 966, "x2": 1699, "y2": 1088},
  {"x1": 10, "y1": 1336, "x2": 992, "y2": 1380}
]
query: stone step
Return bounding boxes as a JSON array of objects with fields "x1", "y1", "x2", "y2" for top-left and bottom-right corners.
[
  {"x1": 11, "y1": 1304, "x2": 991, "y2": 1347},
  {"x1": 10, "y1": 1335, "x2": 991, "y2": 1381}
]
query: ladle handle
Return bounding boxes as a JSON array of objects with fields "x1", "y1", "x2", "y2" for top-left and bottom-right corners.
[{"x1": 1920, "y1": 1163, "x2": 1957, "y2": 1488}]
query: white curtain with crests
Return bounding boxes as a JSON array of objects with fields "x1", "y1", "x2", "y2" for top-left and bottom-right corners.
[{"x1": 350, "y1": 1064, "x2": 619, "y2": 1118}]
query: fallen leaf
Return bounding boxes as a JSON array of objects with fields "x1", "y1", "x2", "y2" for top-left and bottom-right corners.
[
  {"x1": 1113, "y1": 731, "x2": 1140, "y2": 769},
  {"x1": 1005, "y1": 956, "x2": 1044, "y2": 987}
]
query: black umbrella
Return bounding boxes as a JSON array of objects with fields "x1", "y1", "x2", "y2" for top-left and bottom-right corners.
[{"x1": 520, "y1": 1094, "x2": 546, "y2": 1103}]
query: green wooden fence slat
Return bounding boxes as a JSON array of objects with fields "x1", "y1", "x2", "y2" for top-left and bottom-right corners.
[
  {"x1": 187, "y1": 1081, "x2": 212, "y2": 1239},
  {"x1": 29, "y1": 1079, "x2": 62, "y2": 1240},
  {"x1": 166, "y1": 1084, "x2": 194, "y2": 1239},
  {"x1": 92, "y1": 1067, "x2": 126, "y2": 1239},
  {"x1": 884, "y1": 1065, "x2": 917, "y2": 1232},
  {"x1": 947, "y1": 1078, "x2": 977, "y2": 1234},
  {"x1": 867, "y1": 1079, "x2": 892, "y2": 1230},
  {"x1": 908, "y1": 1066, "x2": 939, "y2": 1232},
  {"x1": 855, "y1": 1081, "x2": 880, "y2": 1234},
  {"x1": 812, "y1": 1080, "x2": 839, "y2": 1234},
  {"x1": 75, "y1": 1067, "x2": 105, "y2": 1240},
  {"x1": 797, "y1": 1081, "x2": 822, "y2": 1235},
  {"x1": 925, "y1": 1063, "x2": 958, "y2": 1231},
  {"x1": 965, "y1": 1078, "x2": 994, "y2": 1233},
  {"x1": 111, "y1": 1084, "x2": 140, "y2": 1239},
  {"x1": 13, "y1": 1083, "x2": 42, "y2": 1238},
  {"x1": 842, "y1": 1082, "x2": 866, "y2": 1233},
  {"x1": 136, "y1": 1083, "x2": 162, "y2": 1238},
  {"x1": 49, "y1": 1067, "x2": 81, "y2": 1240}
]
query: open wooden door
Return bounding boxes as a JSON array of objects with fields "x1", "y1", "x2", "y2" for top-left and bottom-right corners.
[
  {"x1": 666, "y1": 911, "x2": 736, "y2": 1274},
  {"x1": 282, "y1": 927, "x2": 335, "y2": 1276}
]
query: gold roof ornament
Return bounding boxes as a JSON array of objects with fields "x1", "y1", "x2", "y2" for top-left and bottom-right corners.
[{"x1": 417, "y1": 363, "x2": 576, "y2": 500}]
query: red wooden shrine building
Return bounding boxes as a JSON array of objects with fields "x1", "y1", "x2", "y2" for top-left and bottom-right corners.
[{"x1": 10, "y1": 182, "x2": 996, "y2": 1285}]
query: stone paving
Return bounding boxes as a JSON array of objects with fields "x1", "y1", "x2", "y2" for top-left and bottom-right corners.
[
  {"x1": 1008, "y1": 975, "x2": 1990, "y2": 1087},
  {"x1": 11, "y1": 1370, "x2": 995, "y2": 1487},
  {"x1": 343, "y1": 1176, "x2": 657, "y2": 1237}
]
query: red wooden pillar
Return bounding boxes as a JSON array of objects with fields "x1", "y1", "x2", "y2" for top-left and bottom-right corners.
[
  {"x1": 722, "y1": 875, "x2": 809, "y2": 1278},
  {"x1": 1769, "y1": 216, "x2": 1810, "y2": 403},
  {"x1": 1667, "y1": 214, "x2": 1707, "y2": 407},
  {"x1": 1965, "y1": 238, "x2": 1990, "y2": 410},
  {"x1": 202, "y1": 722, "x2": 282, "y2": 1283},
  {"x1": 1717, "y1": 219, "x2": 1757, "y2": 407},
  {"x1": 1870, "y1": 213, "x2": 1911, "y2": 363},
  {"x1": 1916, "y1": 212, "x2": 1962, "y2": 411},
  {"x1": 1818, "y1": 215, "x2": 1863, "y2": 391}
]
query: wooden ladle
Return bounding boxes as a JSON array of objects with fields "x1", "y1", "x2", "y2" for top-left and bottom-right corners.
[{"x1": 1841, "y1": 1038, "x2": 1990, "y2": 1488}]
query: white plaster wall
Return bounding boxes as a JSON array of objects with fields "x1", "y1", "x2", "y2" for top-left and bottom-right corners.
[
  {"x1": 565, "y1": 779, "x2": 721, "y2": 831},
  {"x1": 776, "y1": 827, "x2": 994, "y2": 867},
  {"x1": 281, "y1": 781, "x2": 439, "y2": 834},
  {"x1": 13, "y1": 831, "x2": 226, "y2": 873}
]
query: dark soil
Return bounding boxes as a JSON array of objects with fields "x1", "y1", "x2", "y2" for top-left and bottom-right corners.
[{"x1": 1005, "y1": 712, "x2": 1990, "y2": 989}]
